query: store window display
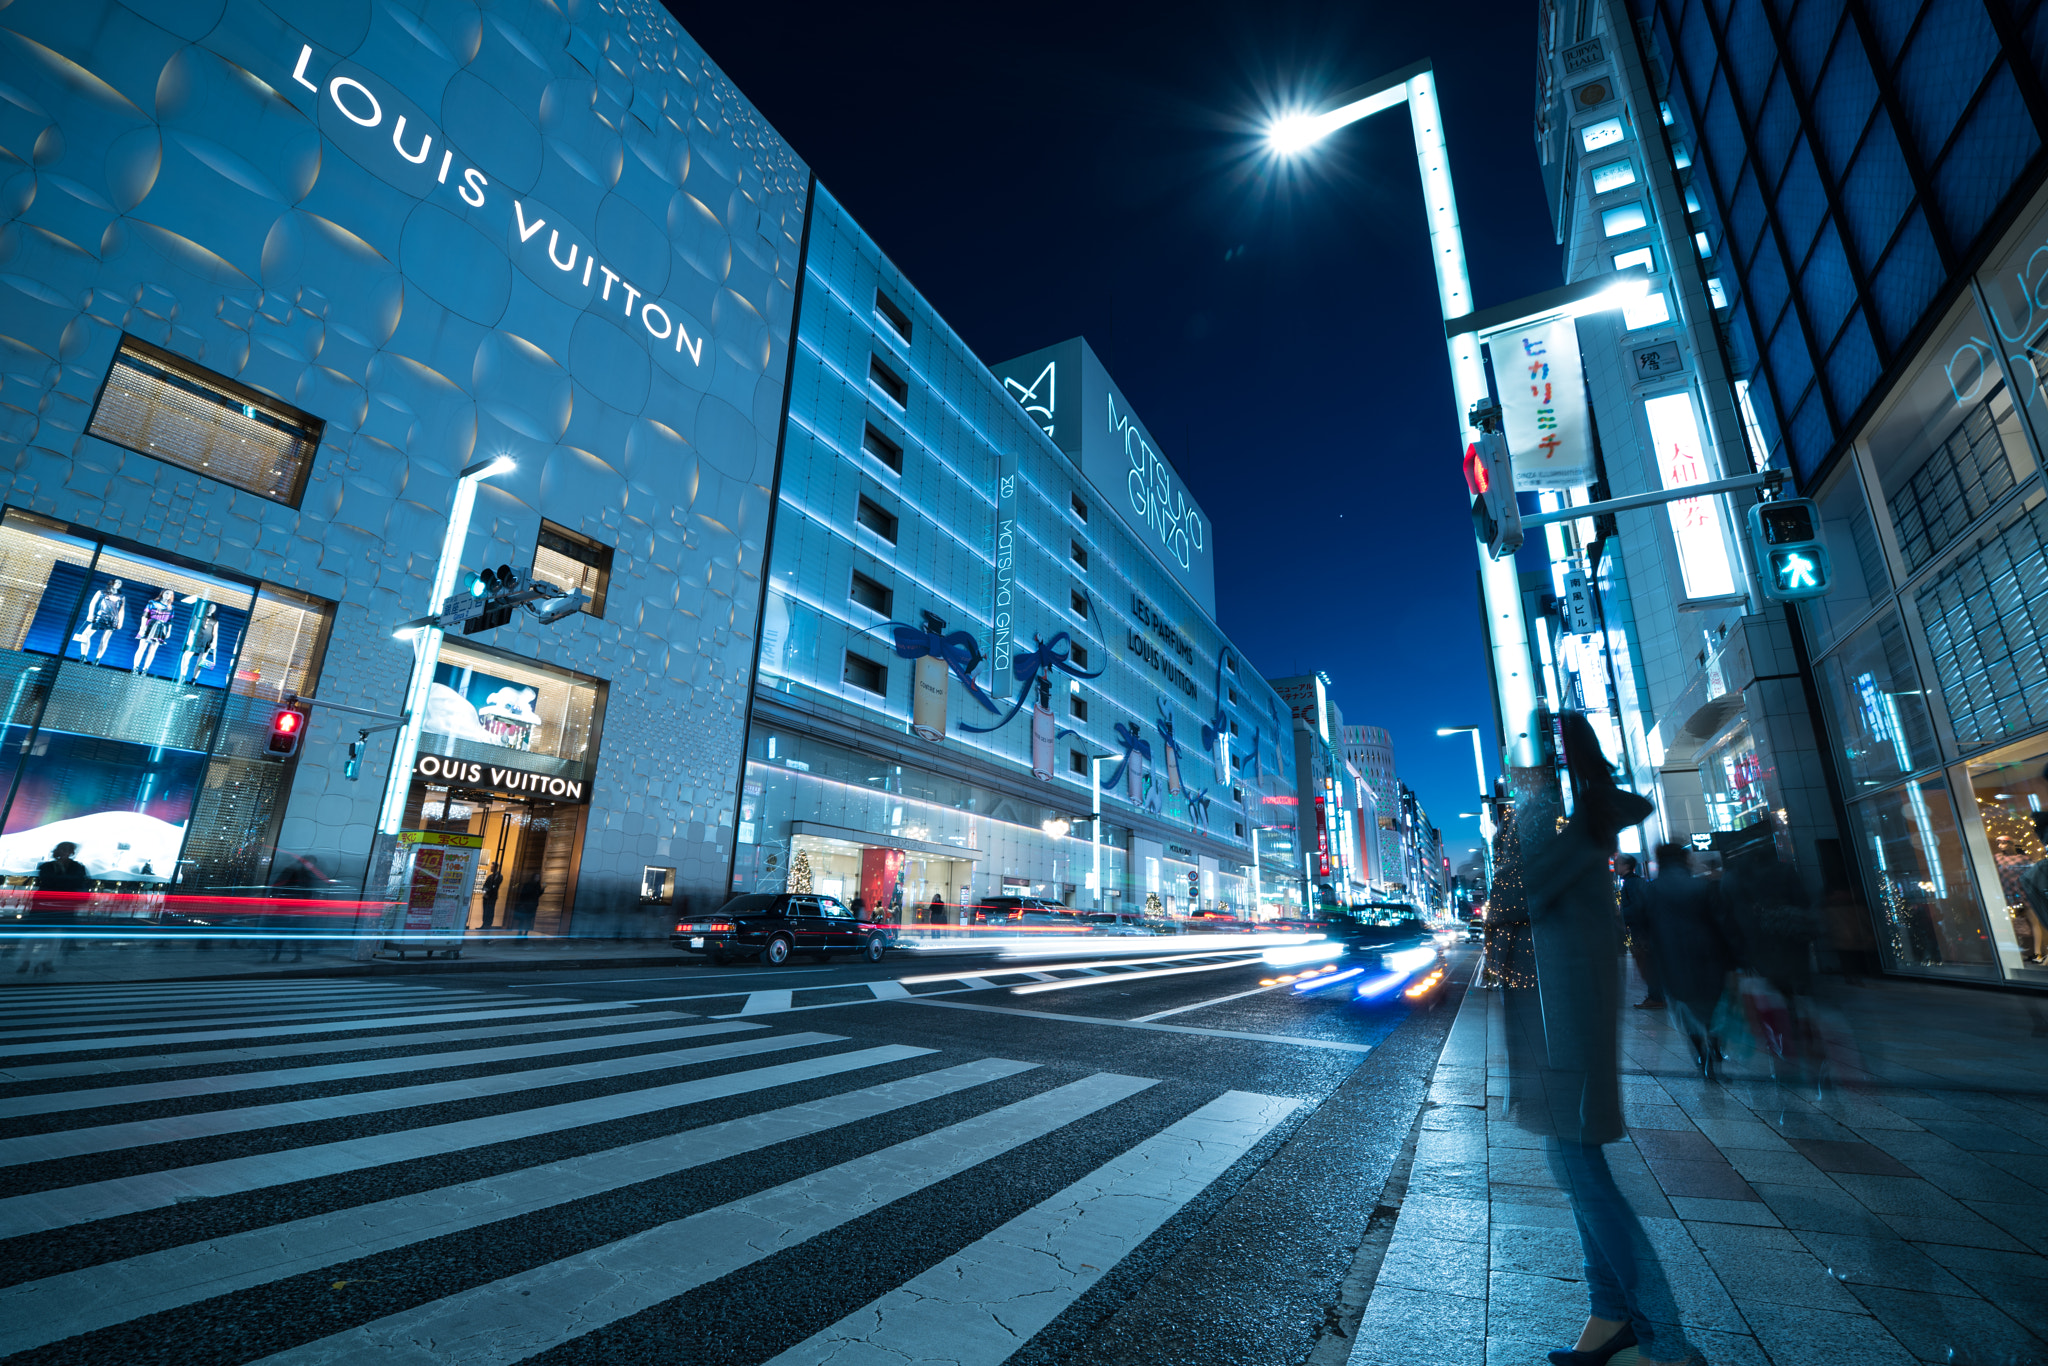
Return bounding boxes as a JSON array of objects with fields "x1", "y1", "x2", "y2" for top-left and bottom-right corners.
[
  {"x1": 1849, "y1": 776, "x2": 1994, "y2": 973},
  {"x1": 1966, "y1": 737, "x2": 2048, "y2": 970}
]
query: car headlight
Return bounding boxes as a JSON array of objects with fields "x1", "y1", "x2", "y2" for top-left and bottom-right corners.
[{"x1": 1381, "y1": 946, "x2": 1436, "y2": 973}]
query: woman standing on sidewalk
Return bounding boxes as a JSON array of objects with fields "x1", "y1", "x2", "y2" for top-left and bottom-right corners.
[{"x1": 1509, "y1": 711, "x2": 1696, "y2": 1366}]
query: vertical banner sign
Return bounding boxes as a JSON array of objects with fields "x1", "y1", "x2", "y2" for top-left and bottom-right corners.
[
  {"x1": 911, "y1": 655, "x2": 948, "y2": 741},
  {"x1": 1499, "y1": 318, "x2": 1594, "y2": 490},
  {"x1": 989, "y1": 451, "x2": 1020, "y2": 689},
  {"x1": 1563, "y1": 569, "x2": 1599, "y2": 634},
  {"x1": 383, "y1": 830, "x2": 483, "y2": 945},
  {"x1": 1642, "y1": 392, "x2": 1738, "y2": 598}
]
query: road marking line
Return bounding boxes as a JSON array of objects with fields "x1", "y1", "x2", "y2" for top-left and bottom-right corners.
[
  {"x1": 0, "y1": 1002, "x2": 617, "y2": 1056},
  {"x1": 0, "y1": 1057, "x2": 1027, "y2": 1355},
  {"x1": 738, "y1": 990, "x2": 793, "y2": 1015},
  {"x1": 0, "y1": 1023, "x2": 785, "y2": 1166},
  {"x1": 895, "y1": 947, "x2": 1264, "y2": 984},
  {"x1": 533, "y1": 969, "x2": 839, "y2": 986},
  {"x1": 906, "y1": 998, "x2": 1378, "y2": 1052},
  {"x1": 0, "y1": 1012, "x2": 692, "y2": 1084},
  {"x1": 0, "y1": 985, "x2": 457, "y2": 1013},
  {"x1": 0, "y1": 1038, "x2": 899, "y2": 1239},
  {"x1": 1009, "y1": 957, "x2": 1262, "y2": 996},
  {"x1": 767, "y1": 1089, "x2": 1301, "y2": 1366},
  {"x1": 1129, "y1": 981, "x2": 1294, "y2": 1022},
  {"x1": 867, "y1": 980, "x2": 911, "y2": 999},
  {"x1": 0, "y1": 1021, "x2": 750, "y2": 1117},
  {"x1": 0, "y1": 988, "x2": 491, "y2": 1023},
  {"x1": 251, "y1": 1072, "x2": 1158, "y2": 1365},
  {"x1": 957, "y1": 976, "x2": 1000, "y2": 990}
]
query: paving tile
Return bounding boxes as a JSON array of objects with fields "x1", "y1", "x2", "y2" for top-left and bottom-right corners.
[
  {"x1": 1623, "y1": 1105, "x2": 1695, "y2": 1132},
  {"x1": 1877, "y1": 1210, "x2": 2029, "y2": 1251},
  {"x1": 1787, "y1": 1138, "x2": 1918, "y2": 1177},
  {"x1": 1878, "y1": 1095, "x2": 1973, "y2": 1121},
  {"x1": 1399, "y1": 1193, "x2": 1490, "y2": 1245},
  {"x1": 1975, "y1": 1151, "x2": 2048, "y2": 1195},
  {"x1": 1490, "y1": 1222, "x2": 1586, "y2": 1279},
  {"x1": 1488, "y1": 1124, "x2": 1552, "y2": 1152},
  {"x1": 1492, "y1": 1197, "x2": 1577, "y2": 1229},
  {"x1": 1491, "y1": 1146, "x2": 1562, "y2": 1186},
  {"x1": 1919, "y1": 1120, "x2": 2048, "y2": 1155},
  {"x1": 1751, "y1": 1181, "x2": 1898, "y2": 1237},
  {"x1": 1377, "y1": 1232, "x2": 1489, "y2": 1300},
  {"x1": 1700, "y1": 1245, "x2": 1868, "y2": 1313},
  {"x1": 1920, "y1": 1242, "x2": 2048, "y2": 1281},
  {"x1": 1829, "y1": 1173, "x2": 1975, "y2": 1218},
  {"x1": 1489, "y1": 1269, "x2": 1593, "y2": 1344},
  {"x1": 1739, "y1": 1300, "x2": 1918, "y2": 1366},
  {"x1": 1793, "y1": 1233, "x2": 1971, "y2": 1295},
  {"x1": 1668, "y1": 1195, "x2": 1785, "y2": 1226},
  {"x1": 1693, "y1": 1118, "x2": 1795, "y2": 1152},
  {"x1": 1770, "y1": 1111, "x2": 1865, "y2": 1142},
  {"x1": 1843, "y1": 1283, "x2": 2045, "y2": 1364},
  {"x1": 1645, "y1": 1157, "x2": 1762, "y2": 1201},
  {"x1": 1680, "y1": 1325, "x2": 1773, "y2": 1366},
  {"x1": 1348, "y1": 1284, "x2": 1486, "y2": 1366},
  {"x1": 1897, "y1": 1158, "x2": 2044, "y2": 1205},
  {"x1": 1725, "y1": 1147, "x2": 1837, "y2": 1188},
  {"x1": 1860, "y1": 1128, "x2": 1974, "y2": 1163},
  {"x1": 1685, "y1": 1220, "x2": 1807, "y2": 1252},
  {"x1": 1971, "y1": 1274, "x2": 2048, "y2": 1342},
  {"x1": 1634, "y1": 1127, "x2": 1723, "y2": 1163},
  {"x1": 1962, "y1": 1200, "x2": 2048, "y2": 1254}
]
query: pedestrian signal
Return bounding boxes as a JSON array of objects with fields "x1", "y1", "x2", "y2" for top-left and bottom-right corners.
[
  {"x1": 1746, "y1": 498, "x2": 1831, "y2": 601},
  {"x1": 267, "y1": 707, "x2": 307, "y2": 757}
]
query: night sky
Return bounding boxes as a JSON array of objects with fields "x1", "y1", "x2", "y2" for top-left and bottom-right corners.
[{"x1": 671, "y1": 0, "x2": 1563, "y2": 871}]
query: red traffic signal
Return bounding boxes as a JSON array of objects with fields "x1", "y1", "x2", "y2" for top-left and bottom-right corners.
[{"x1": 268, "y1": 707, "x2": 307, "y2": 757}]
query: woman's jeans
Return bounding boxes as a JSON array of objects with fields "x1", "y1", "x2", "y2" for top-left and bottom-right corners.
[{"x1": 1546, "y1": 1138, "x2": 1694, "y2": 1362}]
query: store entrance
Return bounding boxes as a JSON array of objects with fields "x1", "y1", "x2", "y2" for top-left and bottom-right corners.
[
  {"x1": 788, "y1": 833, "x2": 970, "y2": 929},
  {"x1": 413, "y1": 784, "x2": 585, "y2": 936}
]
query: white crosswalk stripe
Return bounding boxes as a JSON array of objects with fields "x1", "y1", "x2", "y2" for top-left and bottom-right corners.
[{"x1": 0, "y1": 980, "x2": 1298, "y2": 1364}]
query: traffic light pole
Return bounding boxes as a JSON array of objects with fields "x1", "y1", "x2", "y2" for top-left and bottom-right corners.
[{"x1": 1516, "y1": 470, "x2": 1778, "y2": 529}]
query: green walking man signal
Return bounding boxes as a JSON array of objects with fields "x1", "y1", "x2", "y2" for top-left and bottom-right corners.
[{"x1": 1746, "y1": 498, "x2": 1832, "y2": 601}]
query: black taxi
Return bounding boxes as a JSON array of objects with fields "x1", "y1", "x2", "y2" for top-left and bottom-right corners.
[{"x1": 672, "y1": 892, "x2": 889, "y2": 966}]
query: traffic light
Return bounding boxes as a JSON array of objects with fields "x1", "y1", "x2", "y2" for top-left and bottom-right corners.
[
  {"x1": 464, "y1": 564, "x2": 519, "y2": 634},
  {"x1": 1463, "y1": 430, "x2": 1523, "y2": 561},
  {"x1": 343, "y1": 739, "x2": 364, "y2": 781},
  {"x1": 267, "y1": 706, "x2": 307, "y2": 757},
  {"x1": 1746, "y1": 498, "x2": 1832, "y2": 601}
]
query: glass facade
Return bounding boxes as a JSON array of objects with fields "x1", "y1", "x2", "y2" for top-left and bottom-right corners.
[{"x1": 0, "y1": 509, "x2": 331, "y2": 908}]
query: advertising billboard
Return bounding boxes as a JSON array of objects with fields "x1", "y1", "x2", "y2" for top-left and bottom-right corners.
[{"x1": 991, "y1": 339, "x2": 1218, "y2": 618}]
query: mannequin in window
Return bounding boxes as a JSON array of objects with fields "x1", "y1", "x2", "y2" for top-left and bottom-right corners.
[
  {"x1": 177, "y1": 597, "x2": 220, "y2": 684},
  {"x1": 73, "y1": 579, "x2": 125, "y2": 664},
  {"x1": 132, "y1": 588, "x2": 176, "y2": 675}
]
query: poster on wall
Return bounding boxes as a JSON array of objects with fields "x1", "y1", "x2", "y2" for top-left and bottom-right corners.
[
  {"x1": 380, "y1": 829, "x2": 483, "y2": 947},
  {"x1": 0, "y1": 728, "x2": 203, "y2": 882},
  {"x1": 1496, "y1": 317, "x2": 1594, "y2": 490},
  {"x1": 427, "y1": 662, "x2": 546, "y2": 751},
  {"x1": 23, "y1": 564, "x2": 249, "y2": 687}
]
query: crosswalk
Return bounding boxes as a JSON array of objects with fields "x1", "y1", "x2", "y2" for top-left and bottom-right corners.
[{"x1": 0, "y1": 975, "x2": 1299, "y2": 1362}]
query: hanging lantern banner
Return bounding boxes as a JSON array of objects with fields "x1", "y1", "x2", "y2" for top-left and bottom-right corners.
[
  {"x1": 1496, "y1": 317, "x2": 1594, "y2": 490},
  {"x1": 912, "y1": 655, "x2": 949, "y2": 741}
]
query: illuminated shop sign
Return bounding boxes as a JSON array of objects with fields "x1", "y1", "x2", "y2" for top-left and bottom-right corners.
[
  {"x1": 992, "y1": 339, "x2": 1217, "y2": 616},
  {"x1": 286, "y1": 46, "x2": 708, "y2": 367},
  {"x1": 1642, "y1": 392, "x2": 1737, "y2": 599},
  {"x1": 990, "y1": 452, "x2": 1020, "y2": 680},
  {"x1": 412, "y1": 754, "x2": 589, "y2": 803}
]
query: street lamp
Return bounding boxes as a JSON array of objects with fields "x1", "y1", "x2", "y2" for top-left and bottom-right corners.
[
  {"x1": 1274, "y1": 70, "x2": 1641, "y2": 769},
  {"x1": 377, "y1": 454, "x2": 516, "y2": 844}
]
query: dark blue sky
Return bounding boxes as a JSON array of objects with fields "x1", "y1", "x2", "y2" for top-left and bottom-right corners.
[{"x1": 674, "y1": 0, "x2": 1563, "y2": 869}]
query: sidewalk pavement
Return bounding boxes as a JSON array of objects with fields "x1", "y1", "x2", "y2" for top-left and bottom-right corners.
[{"x1": 1351, "y1": 967, "x2": 2048, "y2": 1366}]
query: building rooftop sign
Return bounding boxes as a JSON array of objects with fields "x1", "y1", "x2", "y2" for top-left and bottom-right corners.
[{"x1": 992, "y1": 339, "x2": 1217, "y2": 617}]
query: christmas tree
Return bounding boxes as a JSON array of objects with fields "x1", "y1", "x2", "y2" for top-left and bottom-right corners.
[{"x1": 788, "y1": 850, "x2": 813, "y2": 894}]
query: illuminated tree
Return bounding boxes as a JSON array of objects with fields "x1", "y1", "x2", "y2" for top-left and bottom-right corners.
[{"x1": 788, "y1": 850, "x2": 813, "y2": 894}]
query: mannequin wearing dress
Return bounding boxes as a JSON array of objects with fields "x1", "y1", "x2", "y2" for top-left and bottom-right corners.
[
  {"x1": 132, "y1": 589, "x2": 176, "y2": 675},
  {"x1": 177, "y1": 599, "x2": 220, "y2": 684},
  {"x1": 74, "y1": 580, "x2": 125, "y2": 664}
]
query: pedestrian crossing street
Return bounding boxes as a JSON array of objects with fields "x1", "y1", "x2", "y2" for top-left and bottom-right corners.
[{"x1": 0, "y1": 976, "x2": 1300, "y2": 1363}]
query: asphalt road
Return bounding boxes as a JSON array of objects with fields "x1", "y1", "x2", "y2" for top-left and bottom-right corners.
[{"x1": 0, "y1": 941, "x2": 1474, "y2": 1365}]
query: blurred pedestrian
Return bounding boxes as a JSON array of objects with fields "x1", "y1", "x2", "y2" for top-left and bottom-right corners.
[
  {"x1": 19, "y1": 841, "x2": 89, "y2": 976},
  {"x1": 509, "y1": 873, "x2": 543, "y2": 939},
  {"x1": 479, "y1": 863, "x2": 503, "y2": 932},
  {"x1": 1616, "y1": 853, "x2": 1663, "y2": 1009},
  {"x1": 1509, "y1": 713, "x2": 1693, "y2": 1366},
  {"x1": 927, "y1": 894, "x2": 947, "y2": 928},
  {"x1": 268, "y1": 854, "x2": 327, "y2": 962},
  {"x1": 1649, "y1": 842, "x2": 1741, "y2": 1079}
]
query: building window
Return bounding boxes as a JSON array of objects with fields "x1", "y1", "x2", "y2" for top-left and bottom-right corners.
[
  {"x1": 874, "y1": 289, "x2": 912, "y2": 343},
  {"x1": 1672, "y1": 144, "x2": 1692, "y2": 169},
  {"x1": 1235, "y1": 822, "x2": 1245, "y2": 838},
  {"x1": 1694, "y1": 230, "x2": 1713, "y2": 257},
  {"x1": 1601, "y1": 202, "x2": 1648, "y2": 236},
  {"x1": 532, "y1": 522, "x2": 612, "y2": 619},
  {"x1": 861, "y1": 422, "x2": 903, "y2": 473},
  {"x1": 1706, "y1": 277, "x2": 1729, "y2": 309},
  {"x1": 1069, "y1": 641, "x2": 1089, "y2": 669},
  {"x1": 1070, "y1": 493, "x2": 1088, "y2": 522},
  {"x1": 1590, "y1": 159, "x2": 1636, "y2": 193},
  {"x1": 1227, "y1": 687, "x2": 1239, "y2": 704},
  {"x1": 868, "y1": 356, "x2": 908, "y2": 407},
  {"x1": 856, "y1": 495, "x2": 898, "y2": 542},
  {"x1": 1622, "y1": 291, "x2": 1671, "y2": 330},
  {"x1": 1070, "y1": 540, "x2": 1088, "y2": 570},
  {"x1": 1233, "y1": 787, "x2": 1244, "y2": 803},
  {"x1": 1229, "y1": 719, "x2": 1240, "y2": 737},
  {"x1": 1069, "y1": 694, "x2": 1088, "y2": 721},
  {"x1": 843, "y1": 651, "x2": 886, "y2": 695},
  {"x1": 849, "y1": 570, "x2": 893, "y2": 616},
  {"x1": 1070, "y1": 588, "x2": 1088, "y2": 618},
  {"x1": 88, "y1": 335, "x2": 322, "y2": 507},
  {"x1": 1580, "y1": 118, "x2": 1625, "y2": 151},
  {"x1": 1613, "y1": 246, "x2": 1654, "y2": 272},
  {"x1": 1684, "y1": 186, "x2": 1702, "y2": 214},
  {"x1": 1070, "y1": 749, "x2": 1088, "y2": 775}
]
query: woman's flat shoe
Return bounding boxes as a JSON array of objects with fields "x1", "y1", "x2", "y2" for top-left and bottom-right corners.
[{"x1": 1548, "y1": 1320, "x2": 1637, "y2": 1366}]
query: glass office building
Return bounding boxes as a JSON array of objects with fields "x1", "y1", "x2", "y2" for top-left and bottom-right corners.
[{"x1": 1635, "y1": 0, "x2": 2048, "y2": 983}]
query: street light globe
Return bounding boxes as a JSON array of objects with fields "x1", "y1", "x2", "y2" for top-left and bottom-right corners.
[
  {"x1": 1042, "y1": 816, "x2": 1071, "y2": 838},
  {"x1": 1267, "y1": 112, "x2": 1322, "y2": 155}
]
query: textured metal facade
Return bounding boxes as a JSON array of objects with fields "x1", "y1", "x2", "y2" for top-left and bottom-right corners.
[
  {"x1": 0, "y1": 0, "x2": 807, "y2": 920},
  {"x1": 1637, "y1": 0, "x2": 2048, "y2": 486}
]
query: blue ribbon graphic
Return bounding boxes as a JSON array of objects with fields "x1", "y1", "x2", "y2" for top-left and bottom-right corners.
[
  {"x1": 960, "y1": 630, "x2": 1103, "y2": 734},
  {"x1": 875, "y1": 623, "x2": 1002, "y2": 716},
  {"x1": 1101, "y1": 720, "x2": 1152, "y2": 795}
]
